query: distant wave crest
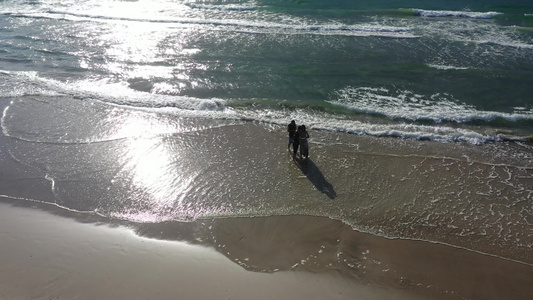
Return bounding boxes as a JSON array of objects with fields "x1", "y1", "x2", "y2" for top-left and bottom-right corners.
[
  {"x1": 187, "y1": 3, "x2": 258, "y2": 11},
  {"x1": 427, "y1": 64, "x2": 470, "y2": 71},
  {"x1": 413, "y1": 9, "x2": 502, "y2": 19},
  {"x1": 7, "y1": 9, "x2": 417, "y2": 38}
]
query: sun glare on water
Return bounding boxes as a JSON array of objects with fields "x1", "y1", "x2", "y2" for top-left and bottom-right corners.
[{"x1": 108, "y1": 112, "x2": 200, "y2": 222}]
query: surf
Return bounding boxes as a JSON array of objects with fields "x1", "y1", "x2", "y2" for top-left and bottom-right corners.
[{"x1": 412, "y1": 9, "x2": 502, "y2": 19}]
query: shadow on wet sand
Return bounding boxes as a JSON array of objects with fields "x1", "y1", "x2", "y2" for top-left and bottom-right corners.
[{"x1": 294, "y1": 157, "x2": 337, "y2": 199}]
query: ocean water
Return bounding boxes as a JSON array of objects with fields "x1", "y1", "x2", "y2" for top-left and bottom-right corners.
[
  {"x1": 1, "y1": 0, "x2": 533, "y2": 142},
  {"x1": 1, "y1": 0, "x2": 533, "y2": 265}
]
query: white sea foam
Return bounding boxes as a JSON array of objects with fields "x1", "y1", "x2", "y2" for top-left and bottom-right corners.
[
  {"x1": 413, "y1": 9, "x2": 502, "y2": 19},
  {"x1": 0, "y1": 70, "x2": 233, "y2": 117},
  {"x1": 11, "y1": 9, "x2": 417, "y2": 38},
  {"x1": 187, "y1": 3, "x2": 258, "y2": 11},
  {"x1": 479, "y1": 39, "x2": 533, "y2": 50},
  {"x1": 229, "y1": 103, "x2": 512, "y2": 144},
  {"x1": 327, "y1": 86, "x2": 533, "y2": 124},
  {"x1": 413, "y1": 10, "x2": 533, "y2": 51},
  {"x1": 427, "y1": 64, "x2": 469, "y2": 71},
  {"x1": 1, "y1": 71, "x2": 528, "y2": 145}
]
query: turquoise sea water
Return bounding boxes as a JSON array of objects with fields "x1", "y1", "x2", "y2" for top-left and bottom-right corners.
[{"x1": 1, "y1": 0, "x2": 533, "y2": 265}]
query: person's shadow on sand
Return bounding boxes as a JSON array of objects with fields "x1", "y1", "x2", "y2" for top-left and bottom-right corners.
[{"x1": 294, "y1": 158, "x2": 337, "y2": 199}]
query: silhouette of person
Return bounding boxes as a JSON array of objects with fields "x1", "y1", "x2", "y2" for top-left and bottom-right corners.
[
  {"x1": 298, "y1": 125, "x2": 309, "y2": 159},
  {"x1": 287, "y1": 120, "x2": 297, "y2": 150},
  {"x1": 293, "y1": 125, "x2": 301, "y2": 159}
]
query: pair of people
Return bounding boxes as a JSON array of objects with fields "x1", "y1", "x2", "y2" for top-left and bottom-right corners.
[{"x1": 287, "y1": 120, "x2": 309, "y2": 159}]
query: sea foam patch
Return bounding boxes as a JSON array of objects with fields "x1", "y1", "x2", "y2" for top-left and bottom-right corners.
[
  {"x1": 413, "y1": 9, "x2": 502, "y2": 19},
  {"x1": 187, "y1": 3, "x2": 258, "y2": 11},
  {"x1": 328, "y1": 86, "x2": 533, "y2": 124},
  {"x1": 427, "y1": 64, "x2": 469, "y2": 71},
  {"x1": 0, "y1": 70, "x2": 524, "y2": 145}
]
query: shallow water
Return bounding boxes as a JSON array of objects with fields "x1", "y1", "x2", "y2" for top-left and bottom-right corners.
[{"x1": 1, "y1": 95, "x2": 532, "y2": 266}]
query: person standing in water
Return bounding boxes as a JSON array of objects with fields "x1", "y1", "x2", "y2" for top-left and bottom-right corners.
[
  {"x1": 293, "y1": 125, "x2": 301, "y2": 159},
  {"x1": 287, "y1": 120, "x2": 297, "y2": 150},
  {"x1": 298, "y1": 125, "x2": 310, "y2": 159}
]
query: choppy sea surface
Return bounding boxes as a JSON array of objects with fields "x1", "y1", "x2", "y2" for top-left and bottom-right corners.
[{"x1": 1, "y1": 0, "x2": 533, "y2": 264}]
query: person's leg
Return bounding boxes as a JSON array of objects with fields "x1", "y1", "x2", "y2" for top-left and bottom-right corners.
[{"x1": 301, "y1": 141, "x2": 308, "y2": 158}]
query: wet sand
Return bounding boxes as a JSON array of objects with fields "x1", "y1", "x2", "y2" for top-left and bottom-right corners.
[
  {"x1": 1, "y1": 201, "x2": 533, "y2": 300},
  {"x1": 134, "y1": 214, "x2": 533, "y2": 300},
  {"x1": 1, "y1": 202, "x2": 427, "y2": 300}
]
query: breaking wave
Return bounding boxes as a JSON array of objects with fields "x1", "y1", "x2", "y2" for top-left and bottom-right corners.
[
  {"x1": 412, "y1": 9, "x2": 502, "y2": 19},
  {"x1": 328, "y1": 86, "x2": 533, "y2": 124}
]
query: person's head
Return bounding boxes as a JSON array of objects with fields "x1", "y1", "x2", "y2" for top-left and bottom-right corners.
[
  {"x1": 290, "y1": 120, "x2": 295, "y2": 125},
  {"x1": 301, "y1": 125, "x2": 306, "y2": 131}
]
